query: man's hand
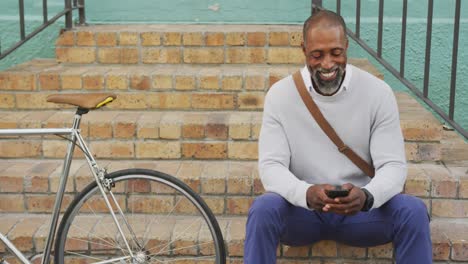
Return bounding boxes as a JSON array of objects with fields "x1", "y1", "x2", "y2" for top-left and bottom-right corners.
[
  {"x1": 322, "y1": 183, "x2": 366, "y2": 215},
  {"x1": 306, "y1": 184, "x2": 338, "y2": 211}
]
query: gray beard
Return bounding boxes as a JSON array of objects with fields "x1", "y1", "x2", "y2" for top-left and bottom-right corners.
[
  {"x1": 309, "y1": 66, "x2": 345, "y2": 96},
  {"x1": 315, "y1": 82, "x2": 340, "y2": 95}
]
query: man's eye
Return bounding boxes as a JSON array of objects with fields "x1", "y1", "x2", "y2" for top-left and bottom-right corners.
[
  {"x1": 311, "y1": 52, "x2": 322, "y2": 59},
  {"x1": 332, "y1": 49, "x2": 343, "y2": 56}
]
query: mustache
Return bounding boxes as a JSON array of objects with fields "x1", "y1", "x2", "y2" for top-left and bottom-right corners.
[
  {"x1": 307, "y1": 65, "x2": 344, "y2": 75},
  {"x1": 315, "y1": 67, "x2": 339, "y2": 73}
]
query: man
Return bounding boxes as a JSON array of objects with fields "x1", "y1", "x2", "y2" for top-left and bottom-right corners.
[{"x1": 244, "y1": 10, "x2": 432, "y2": 264}]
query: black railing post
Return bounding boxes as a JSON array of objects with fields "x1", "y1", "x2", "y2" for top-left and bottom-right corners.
[
  {"x1": 312, "y1": 0, "x2": 322, "y2": 14},
  {"x1": 43, "y1": 0, "x2": 48, "y2": 23},
  {"x1": 377, "y1": 0, "x2": 384, "y2": 57},
  {"x1": 449, "y1": 0, "x2": 461, "y2": 120},
  {"x1": 78, "y1": 0, "x2": 86, "y2": 25},
  {"x1": 423, "y1": 0, "x2": 434, "y2": 98},
  {"x1": 336, "y1": 0, "x2": 341, "y2": 16},
  {"x1": 356, "y1": 0, "x2": 361, "y2": 38},
  {"x1": 19, "y1": 0, "x2": 26, "y2": 40},
  {"x1": 400, "y1": 0, "x2": 408, "y2": 77},
  {"x1": 64, "y1": 0, "x2": 73, "y2": 29}
]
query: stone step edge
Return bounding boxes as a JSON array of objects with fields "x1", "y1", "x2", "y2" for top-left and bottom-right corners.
[
  {"x1": 0, "y1": 109, "x2": 442, "y2": 143},
  {"x1": 441, "y1": 130, "x2": 468, "y2": 164},
  {"x1": 0, "y1": 91, "x2": 442, "y2": 120},
  {"x1": 70, "y1": 24, "x2": 305, "y2": 32},
  {"x1": 0, "y1": 58, "x2": 382, "y2": 91},
  {"x1": 1, "y1": 192, "x2": 467, "y2": 218},
  {"x1": 0, "y1": 159, "x2": 466, "y2": 199},
  {"x1": 0, "y1": 214, "x2": 467, "y2": 262},
  {"x1": 0, "y1": 110, "x2": 263, "y2": 141},
  {"x1": 0, "y1": 141, "x2": 443, "y2": 163},
  {"x1": 54, "y1": 25, "x2": 306, "y2": 65}
]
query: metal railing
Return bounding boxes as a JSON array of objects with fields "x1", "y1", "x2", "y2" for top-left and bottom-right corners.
[
  {"x1": 312, "y1": 0, "x2": 466, "y2": 139},
  {"x1": 0, "y1": 0, "x2": 86, "y2": 60}
]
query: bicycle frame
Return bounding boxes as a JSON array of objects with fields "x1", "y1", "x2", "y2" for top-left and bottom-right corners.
[{"x1": 0, "y1": 110, "x2": 135, "y2": 264}]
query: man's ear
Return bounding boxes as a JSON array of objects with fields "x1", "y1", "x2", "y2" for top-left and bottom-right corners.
[{"x1": 301, "y1": 41, "x2": 306, "y2": 54}]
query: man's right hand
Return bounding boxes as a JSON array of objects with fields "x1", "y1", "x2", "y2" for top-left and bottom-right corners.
[{"x1": 306, "y1": 184, "x2": 338, "y2": 211}]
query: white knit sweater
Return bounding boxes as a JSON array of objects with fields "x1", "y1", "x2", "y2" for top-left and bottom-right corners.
[{"x1": 258, "y1": 65, "x2": 407, "y2": 210}]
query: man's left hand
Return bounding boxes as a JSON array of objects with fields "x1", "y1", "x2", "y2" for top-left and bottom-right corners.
[{"x1": 322, "y1": 183, "x2": 366, "y2": 215}]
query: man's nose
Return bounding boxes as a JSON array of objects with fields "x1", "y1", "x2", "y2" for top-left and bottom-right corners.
[{"x1": 321, "y1": 54, "x2": 335, "y2": 70}]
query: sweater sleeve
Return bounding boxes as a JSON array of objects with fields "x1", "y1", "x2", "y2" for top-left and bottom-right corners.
[
  {"x1": 258, "y1": 88, "x2": 313, "y2": 209},
  {"x1": 363, "y1": 87, "x2": 407, "y2": 209}
]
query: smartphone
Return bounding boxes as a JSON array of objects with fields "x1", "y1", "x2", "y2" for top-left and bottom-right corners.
[{"x1": 326, "y1": 187, "x2": 350, "y2": 198}]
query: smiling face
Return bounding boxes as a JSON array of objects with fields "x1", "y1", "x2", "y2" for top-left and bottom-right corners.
[{"x1": 302, "y1": 23, "x2": 348, "y2": 95}]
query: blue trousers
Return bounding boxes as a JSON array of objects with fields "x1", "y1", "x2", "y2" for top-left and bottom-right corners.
[{"x1": 244, "y1": 193, "x2": 432, "y2": 263}]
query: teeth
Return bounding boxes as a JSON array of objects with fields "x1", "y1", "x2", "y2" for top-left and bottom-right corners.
[{"x1": 320, "y1": 70, "x2": 336, "y2": 78}]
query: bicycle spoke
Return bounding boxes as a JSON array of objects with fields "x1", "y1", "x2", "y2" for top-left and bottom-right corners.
[
  {"x1": 142, "y1": 195, "x2": 186, "y2": 249},
  {"x1": 93, "y1": 256, "x2": 131, "y2": 264},
  {"x1": 83, "y1": 203, "x2": 127, "y2": 254},
  {"x1": 64, "y1": 236, "x2": 123, "y2": 252},
  {"x1": 67, "y1": 222, "x2": 126, "y2": 251},
  {"x1": 125, "y1": 181, "x2": 144, "y2": 254},
  {"x1": 63, "y1": 249, "x2": 106, "y2": 261},
  {"x1": 147, "y1": 241, "x2": 213, "y2": 257},
  {"x1": 147, "y1": 217, "x2": 202, "y2": 254},
  {"x1": 150, "y1": 255, "x2": 215, "y2": 263},
  {"x1": 109, "y1": 190, "x2": 143, "y2": 251},
  {"x1": 65, "y1": 250, "x2": 132, "y2": 264}
]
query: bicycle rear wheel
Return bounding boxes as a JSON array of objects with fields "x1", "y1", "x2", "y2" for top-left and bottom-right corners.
[{"x1": 54, "y1": 168, "x2": 226, "y2": 264}]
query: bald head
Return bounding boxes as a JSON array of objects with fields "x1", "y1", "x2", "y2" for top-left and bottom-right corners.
[{"x1": 303, "y1": 10, "x2": 348, "y2": 45}]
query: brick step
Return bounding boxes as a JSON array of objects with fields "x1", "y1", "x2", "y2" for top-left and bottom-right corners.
[
  {"x1": 442, "y1": 130, "x2": 468, "y2": 165},
  {"x1": 0, "y1": 107, "x2": 442, "y2": 161},
  {"x1": 54, "y1": 24, "x2": 312, "y2": 65},
  {"x1": 0, "y1": 58, "x2": 380, "y2": 102},
  {"x1": 0, "y1": 214, "x2": 467, "y2": 263},
  {"x1": 0, "y1": 110, "x2": 262, "y2": 160},
  {"x1": 0, "y1": 159, "x2": 466, "y2": 219}
]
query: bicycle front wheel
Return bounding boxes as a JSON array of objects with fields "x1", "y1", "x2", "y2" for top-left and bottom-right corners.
[{"x1": 55, "y1": 168, "x2": 226, "y2": 264}]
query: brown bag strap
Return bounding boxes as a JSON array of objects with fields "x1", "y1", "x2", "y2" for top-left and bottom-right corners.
[{"x1": 292, "y1": 71, "x2": 375, "y2": 178}]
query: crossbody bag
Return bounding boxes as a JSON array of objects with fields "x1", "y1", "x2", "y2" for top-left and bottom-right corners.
[{"x1": 292, "y1": 71, "x2": 375, "y2": 178}]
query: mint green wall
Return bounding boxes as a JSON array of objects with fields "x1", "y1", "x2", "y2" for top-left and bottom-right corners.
[
  {"x1": 85, "y1": 0, "x2": 311, "y2": 24},
  {"x1": 0, "y1": 0, "x2": 63, "y2": 70},
  {"x1": 0, "y1": 0, "x2": 467, "y2": 132},
  {"x1": 0, "y1": 23, "x2": 61, "y2": 71},
  {"x1": 324, "y1": 0, "x2": 468, "y2": 129}
]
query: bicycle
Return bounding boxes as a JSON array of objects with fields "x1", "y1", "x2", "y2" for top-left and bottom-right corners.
[{"x1": 0, "y1": 93, "x2": 226, "y2": 264}]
